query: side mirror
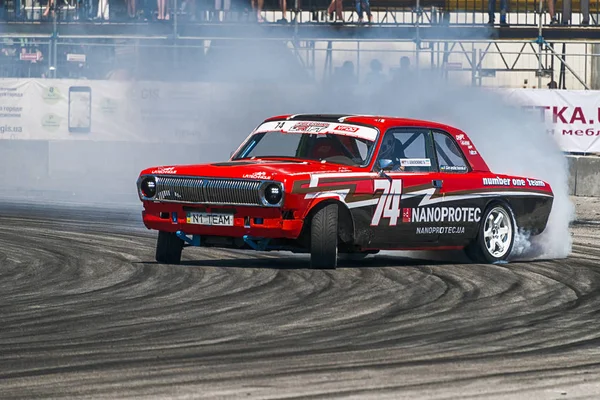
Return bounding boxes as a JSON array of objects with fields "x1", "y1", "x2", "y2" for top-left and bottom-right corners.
[{"x1": 378, "y1": 159, "x2": 394, "y2": 171}]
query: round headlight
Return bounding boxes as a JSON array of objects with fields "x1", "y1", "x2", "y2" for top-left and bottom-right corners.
[
  {"x1": 264, "y1": 183, "x2": 283, "y2": 205},
  {"x1": 140, "y1": 176, "x2": 157, "y2": 198}
]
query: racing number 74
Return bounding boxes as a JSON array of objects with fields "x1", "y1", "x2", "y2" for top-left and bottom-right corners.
[{"x1": 370, "y1": 179, "x2": 402, "y2": 226}]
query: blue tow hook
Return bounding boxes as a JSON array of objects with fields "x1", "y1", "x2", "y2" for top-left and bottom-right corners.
[{"x1": 176, "y1": 231, "x2": 201, "y2": 247}]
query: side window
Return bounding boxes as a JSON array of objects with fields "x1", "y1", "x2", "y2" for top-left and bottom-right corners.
[
  {"x1": 377, "y1": 129, "x2": 435, "y2": 172},
  {"x1": 432, "y1": 131, "x2": 469, "y2": 173}
]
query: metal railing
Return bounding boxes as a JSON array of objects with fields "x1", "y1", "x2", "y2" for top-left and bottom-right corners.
[
  {"x1": 2, "y1": 0, "x2": 600, "y2": 26},
  {"x1": 0, "y1": 36, "x2": 595, "y2": 89}
]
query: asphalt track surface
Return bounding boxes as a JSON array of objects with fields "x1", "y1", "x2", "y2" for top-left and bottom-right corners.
[{"x1": 1, "y1": 201, "x2": 600, "y2": 399}]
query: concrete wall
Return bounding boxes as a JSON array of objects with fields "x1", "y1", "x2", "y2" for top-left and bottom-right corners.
[{"x1": 568, "y1": 155, "x2": 600, "y2": 197}]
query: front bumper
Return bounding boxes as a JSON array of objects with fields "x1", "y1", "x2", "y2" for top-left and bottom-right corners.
[{"x1": 141, "y1": 202, "x2": 304, "y2": 239}]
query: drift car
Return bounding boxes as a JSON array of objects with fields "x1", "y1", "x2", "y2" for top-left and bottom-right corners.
[{"x1": 137, "y1": 114, "x2": 553, "y2": 268}]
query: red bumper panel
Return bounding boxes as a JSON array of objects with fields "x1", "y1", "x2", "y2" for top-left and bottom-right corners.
[{"x1": 141, "y1": 203, "x2": 304, "y2": 239}]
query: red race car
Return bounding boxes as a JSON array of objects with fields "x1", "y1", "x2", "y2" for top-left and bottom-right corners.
[{"x1": 137, "y1": 114, "x2": 553, "y2": 268}]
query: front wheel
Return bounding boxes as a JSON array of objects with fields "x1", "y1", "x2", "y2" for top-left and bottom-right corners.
[
  {"x1": 156, "y1": 231, "x2": 183, "y2": 264},
  {"x1": 310, "y1": 203, "x2": 338, "y2": 269},
  {"x1": 466, "y1": 202, "x2": 515, "y2": 264}
]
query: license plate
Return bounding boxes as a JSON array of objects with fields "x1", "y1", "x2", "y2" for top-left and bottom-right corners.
[{"x1": 186, "y1": 212, "x2": 234, "y2": 226}]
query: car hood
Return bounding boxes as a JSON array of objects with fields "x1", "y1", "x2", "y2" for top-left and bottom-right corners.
[{"x1": 141, "y1": 159, "x2": 364, "y2": 182}]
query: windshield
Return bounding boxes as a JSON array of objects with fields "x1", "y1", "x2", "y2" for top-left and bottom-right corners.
[{"x1": 233, "y1": 131, "x2": 375, "y2": 167}]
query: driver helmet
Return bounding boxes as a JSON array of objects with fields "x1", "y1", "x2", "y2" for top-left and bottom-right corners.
[{"x1": 379, "y1": 134, "x2": 396, "y2": 160}]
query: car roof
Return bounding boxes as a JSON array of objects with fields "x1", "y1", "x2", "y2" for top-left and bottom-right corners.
[
  {"x1": 264, "y1": 114, "x2": 457, "y2": 131},
  {"x1": 263, "y1": 114, "x2": 490, "y2": 172}
]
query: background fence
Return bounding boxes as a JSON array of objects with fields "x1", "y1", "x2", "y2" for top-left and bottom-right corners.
[
  {"x1": 1, "y1": 36, "x2": 600, "y2": 89},
  {"x1": 3, "y1": 0, "x2": 600, "y2": 25}
]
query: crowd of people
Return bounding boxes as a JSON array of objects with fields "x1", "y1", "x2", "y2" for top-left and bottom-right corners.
[{"x1": 2, "y1": 0, "x2": 595, "y2": 25}]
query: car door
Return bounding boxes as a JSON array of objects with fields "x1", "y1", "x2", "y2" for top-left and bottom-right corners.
[
  {"x1": 428, "y1": 129, "x2": 483, "y2": 246},
  {"x1": 368, "y1": 127, "x2": 440, "y2": 248}
]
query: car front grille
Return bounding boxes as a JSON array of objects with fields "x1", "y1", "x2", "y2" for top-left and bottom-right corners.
[{"x1": 154, "y1": 176, "x2": 264, "y2": 206}]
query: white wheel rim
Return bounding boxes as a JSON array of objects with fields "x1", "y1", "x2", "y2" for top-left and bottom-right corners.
[{"x1": 483, "y1": 206, "x2": 513, "y2": 259}]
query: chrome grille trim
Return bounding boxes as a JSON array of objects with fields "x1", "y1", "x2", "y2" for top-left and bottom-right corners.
[{"x1": 143, "y1": 175, "x2": 279, "y2": 206}]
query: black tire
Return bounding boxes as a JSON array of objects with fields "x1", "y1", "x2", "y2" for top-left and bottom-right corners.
[
  {"x1": 156, "y1": 231, "x2": 183, "y2": 264},
  {"x1": 310, "y1": 203, "x2": 338, "y2": 269},
  {"x1": 465, "y1": 201, "x2": 516, "y2": 264}
]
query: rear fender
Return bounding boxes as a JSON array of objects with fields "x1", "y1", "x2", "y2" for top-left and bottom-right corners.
[{"x1": 480, "y1": 196, "x2": 553, "y2": 236}]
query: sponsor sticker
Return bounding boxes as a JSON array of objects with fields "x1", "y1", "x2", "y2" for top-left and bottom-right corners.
[
  {"x1": 288, "y1": 122, "x2": 330, "y2": 133},
  {"x1": 254, "y1": 121, "x2": 378, "y2": 141},
  {"x1": 152, "y1": 166, "x2": 177, "y2": 174},
  {"x1": 416, "y1": 226, "x2": 465, "y2": 234},
  {"x1": 455, "y1": 134, "x2": 465, "y2": 141},
  {"x1": 483, "y1": 177, "x2": 511, "y2": 186},
  {"x1": 243, "y1": 171, "x2": 271, "y2": 179},
  {"x1": 403, "y1": 207, "x2": 481, "y2": 223},
  {"x1": 402, "y1": 208, "x2": 412, "y2": 223},
  {"x1": 460, "y1": 140, "x2": 470, "y2": 146},
  {"x1": 469, "y1": 150, "x2": 478, "y2": 155},
  {"x1": 334, "y1": 125, "x2": 359, "y2": 133},
  {"x1": 440, "y1": 165, "x2": 467, "y2": 172},
  {"x1": 527, "y1": 178, "x2": 545, "y2": 187},
  {"x1": 483, "y1": 176, "x2": 544, "y2": 187},
  {"x1": 400, "y1": 158, "x2": 431, "y2": 167}
]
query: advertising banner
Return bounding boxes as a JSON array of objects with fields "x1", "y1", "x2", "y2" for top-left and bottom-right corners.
[
  {"x1": 0, "y1": 78, "x2": 219, "y2": 143},
  {"x1": 0, "y1": 78, "x2": 599, "y2": 153},
  {"x1": 504, "y1": 88, "x2": 600, "y2": 153}
]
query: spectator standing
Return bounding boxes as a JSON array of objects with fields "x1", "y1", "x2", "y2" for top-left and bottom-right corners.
[
  {"x1": 328, "y1": 60, "x2": 355, "y2": 96},
  {"x1": 279, "y1": 0, "x2": 287, "y2": 22},
  {"x1": 364, "y1": 59, "x2": 386, "y2": 102},
  {"x1": 14, "y1": 0, "x2": 22, "y2": 20},
  {"x1": 562, "y1": 0, "x2": 589, "y2": 25},
  {"x1": 157, "y1": 0, "x2": 169, "y2": 19},
  {"x1": 364, "y1": 59, "x2": 386, "y2": 87},
  {"x1": 97, "y1": 0, "x2": 109, "y2": 19},
  {"x1": 213, "y1": 0, "x2": 230, "y2": 21},
  {"x1": 356, "y1": 0, "x2": 371, "y2": 23},
  {"x1": 126, "y1": 0, "x2": 136, "y2": 18},
  {"x1": 547, "y1": 0, "x2": 558, "y2": 24},
  {"x1": 327, "y1": 0, "x2": 344, "y2": 22},
  {"x1": 251, "y1": 0, "x2": 264, "y2": 22},
  {"x1": 487, "y1": 0, "x2": 507, "y2": 25},
  {"x1": 42, "y1": 0, "x2": 54, "y2": 17},
  {"x1": 391, "y1": 56, "x2": 413, "y2": 84}
]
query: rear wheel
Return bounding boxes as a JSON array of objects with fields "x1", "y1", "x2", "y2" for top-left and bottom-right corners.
[
  {"x1": 310, "y1": 203, "x2": 338, "y2": 269},
  {"x1": 466, "y1": 202, "x2": 515, "y2": 264},
  {"x1": 156, "y1": 231, "x2": 183, "y2": 264}
]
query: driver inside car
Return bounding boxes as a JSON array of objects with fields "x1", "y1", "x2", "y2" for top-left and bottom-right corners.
[{"x1": 377, "y1": 133, "x2": 406, "y2": 171}]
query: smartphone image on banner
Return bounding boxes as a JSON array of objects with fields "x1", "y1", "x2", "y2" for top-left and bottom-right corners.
[{"x1": 68, "y1": 86, "x2": 92, "y2": 133}]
